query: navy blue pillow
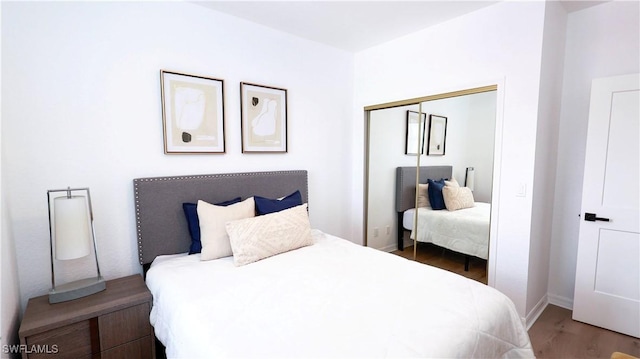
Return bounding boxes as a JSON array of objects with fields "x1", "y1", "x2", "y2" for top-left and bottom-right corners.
[
  {"x1": 254, "y1": 190, "x2": 303, "y2": 215},
  {"x1": 183, "y1": 197, "x2": 241, "y2": 254},
  {"x1": 427, "y1": 179, "x2": 447, "y2": 210}
]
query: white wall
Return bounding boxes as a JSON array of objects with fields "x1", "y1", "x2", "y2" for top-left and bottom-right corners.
[
  {"x1": 354, "y1": 1, "x2": 546, "y2": 317},
  {"x1": 1, "y1": 186, "x2": 21, "y2": 356},
  {"x1": 1, "y1": 18, "x2": 23, "y2": 350},
  {"x1": 367, "y1": 105, "x2": 418, "y2": 250},
  {"x1": 526, "y1": 1, "x2": 567, "y2": 320},
  {"x1": 443, "y1": 91, "x2": 497, "y2": 203},
  {"x1": 2, "y1": 1, "x2": 355, "y2": 308},
  {"x1": 1, "y1": 51, "x2": 24, "y2": 353},
  {"x1": 548, "y1": 1, "x2": 640, "y2": 308}
]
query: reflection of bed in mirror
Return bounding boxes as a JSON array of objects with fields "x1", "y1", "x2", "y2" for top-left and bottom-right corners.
[{"x1": 395, "y1": 166, "x2": 490, "y2": 270}]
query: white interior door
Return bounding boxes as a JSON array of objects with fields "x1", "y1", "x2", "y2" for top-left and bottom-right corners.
[{"x1": 573, "y1": 73, "x2": 640, "y2": 338}]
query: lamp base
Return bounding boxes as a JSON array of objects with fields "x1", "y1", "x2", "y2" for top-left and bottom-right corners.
[{"x1": 49, "y1": 276, "x2": 106, "y2": 304}]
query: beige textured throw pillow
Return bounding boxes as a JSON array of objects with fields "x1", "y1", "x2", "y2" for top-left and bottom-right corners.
[
  {"x1": 442, "y1": 186, "x2": 475, "y2": 211},
  {"x1": 445, "y1": 177, "x2": 460, "y2": 187},
  {"x1": 417, "y1": 183, "x2": 430, "y2": 208},
  {"x1": 198, "y1": 197, "x2": 255, "y2": 261},
  {"x1": 226, "y1": 203, "x2": 313, "y2": 266}
]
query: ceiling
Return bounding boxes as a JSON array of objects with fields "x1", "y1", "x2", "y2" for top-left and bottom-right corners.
[{"x1": 194, "y1": 1, "x2": 608, "y2": 52}]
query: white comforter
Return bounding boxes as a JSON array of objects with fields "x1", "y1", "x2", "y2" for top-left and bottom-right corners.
[
  {"x1": 406, "y1": 203, "x2": 490, "y2": 259},
  {"x1": 146, "y1": 230, "x2": 533, "y2": 358}
]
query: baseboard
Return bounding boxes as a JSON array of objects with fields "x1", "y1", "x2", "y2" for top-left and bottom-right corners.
[
  {"x1": 547, "y1": 293, "x2": 573, "y2": 310},
  {"x1": 525, "y1": 295, "x2": 549, "y2": 330},
  {"x1": 379, "y1": 243, "x2": 397, "y2": 253}
]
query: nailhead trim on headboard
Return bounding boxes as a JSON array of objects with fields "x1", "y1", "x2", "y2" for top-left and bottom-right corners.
[{"x1": 133, "y1": 170, "x2": 309, "y2": 265}]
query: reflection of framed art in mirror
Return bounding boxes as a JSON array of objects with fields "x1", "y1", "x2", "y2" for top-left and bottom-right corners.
[
  {"x1": 427, "y1": 114, "x2": 447, "y2": 156},
  {"x1": 405, "y1": 110, "x2": 426, "y2": 155}
]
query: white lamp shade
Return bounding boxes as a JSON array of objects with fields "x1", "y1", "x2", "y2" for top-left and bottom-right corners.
[
  {"x1": 465, "y1": 167, "x2": 475, "y2": 191},
  {"x1": 54, "y1": 196, "x2": 91, "y2": 260}
]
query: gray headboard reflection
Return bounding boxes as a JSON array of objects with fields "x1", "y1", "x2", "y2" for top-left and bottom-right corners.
[
  {"x1": 395, "y1": 166, "x2": 452, "y2": 213},
  {"x1": 133, "y1": 170, "x2": 308, "y2": 266}
]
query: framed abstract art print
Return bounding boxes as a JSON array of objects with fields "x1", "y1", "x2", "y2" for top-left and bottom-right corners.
[
  {"x1": 240, "y1": 82, "x2": 287, "y2": 153},
  {"x1": 160, "y1": 70, "x2": 225, "y2": 154}
]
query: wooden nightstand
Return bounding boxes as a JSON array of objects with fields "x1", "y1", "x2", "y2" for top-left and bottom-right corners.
[{"x1": 19, "y1": 274, "x2": 155, "y2": 359}]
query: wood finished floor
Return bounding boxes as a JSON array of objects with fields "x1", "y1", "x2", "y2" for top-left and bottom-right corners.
[
  {"x1": 391, "y1": 243, "x2": 640, "y2": 359},
  {"x1": 529, "y1": 304, "x2": 640, "y2": 359},
  {"x1": 391, "y1": 242, "x2": 487, "y2": 284}
]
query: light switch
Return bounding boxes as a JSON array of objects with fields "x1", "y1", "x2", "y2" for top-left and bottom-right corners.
[{"x1": 516, "y1": 183, "x2": 526, "y2": 197}]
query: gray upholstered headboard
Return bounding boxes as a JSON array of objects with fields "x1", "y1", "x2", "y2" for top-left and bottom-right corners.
[
  {"x1": 133, "y1": 170, "x2": 308, "y2": 266},
  {"x1": 395, "y1": 166, "x2": 452, "y2": 213}
]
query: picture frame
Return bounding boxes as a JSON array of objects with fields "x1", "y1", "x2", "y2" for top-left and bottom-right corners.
[
  {"x1": 160, "y1": 70, "x2": 225, "y2": 154},
  {"x1": 405, "y1": 110, "x2": 426, "y2": 155},
  {"x1": 240, "y1": 82, "x2": 287, "y2": 153},
  {"x1": 427, "y1": 114, "x2": 447, "y2": 156}
]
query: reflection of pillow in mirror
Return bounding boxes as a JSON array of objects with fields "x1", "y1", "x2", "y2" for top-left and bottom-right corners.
[
  {"x1": 427, "y1": 179, "x2": 447, "y2": 210},
  {"x1": 445, "y1": 178, "x2": 460, "y2": 187},
  {"x1": 443, "y1": 186, "x2": 475, "y2": 211},
  {"x1": 417, "y1": 184, "x2": 430, "y2": 208}
]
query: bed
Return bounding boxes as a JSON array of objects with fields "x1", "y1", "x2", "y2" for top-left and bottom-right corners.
[
  {"x1": 396, "y1": 166, "x2": 490, "y2": 270},
  {"x1": 134, "y1": 170, "x2": 533, "y2": 358}
]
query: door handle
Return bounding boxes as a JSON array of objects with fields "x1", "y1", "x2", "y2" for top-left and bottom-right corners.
[{"x1": 584, "y1": 212, "x2": 610, "y2": 222}]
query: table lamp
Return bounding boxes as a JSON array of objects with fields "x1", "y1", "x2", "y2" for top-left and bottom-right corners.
[{"x1": 47, "y1": 187, "x2": 105, "y2": 303}]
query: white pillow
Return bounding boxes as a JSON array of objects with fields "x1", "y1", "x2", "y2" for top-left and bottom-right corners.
[
  {"x1": 198, "y1": 197, "x2": 255, "y2": 261},
  {"x1": 445, "y1": 177, "x2": 460, "y2": 187},
  {"x1": 226, "y1": 203, "x2": 313, "y2": 266},
  {"x1": 417, "y1": 183, "x2": 431, "y2": 208},
  {"x1": 442, "y1": 186, "x2": 475, "y2": 211}
]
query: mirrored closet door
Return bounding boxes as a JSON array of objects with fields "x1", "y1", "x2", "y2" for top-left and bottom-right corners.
[{"x1": 364, "y1": 86, "x2": 498, "y2": 284}]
